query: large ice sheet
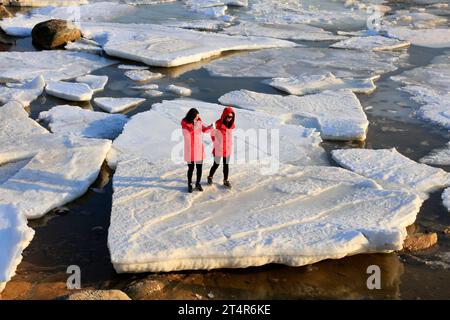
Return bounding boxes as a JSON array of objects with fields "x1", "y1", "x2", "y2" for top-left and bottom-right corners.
[
  {"x1": 39, "y1": 105, "x2": 128, "y2": 140},
  {"x1": 46, "y1": 81, "x2": 94, "y2": 101},
  {"x1": 219, "y1": 89, "x2": 369, "y2": 141},
  {"x1": 0, "y1": 205, "x2": 34, "y2": 294},
  {"x1": 0, "y1": 102, "x2": 112, "y2": 219},
  {"x1": 109, "y1": 159, "x2": 421, "y2": 273},
  {"x1": 94, "y1": 97, "x2": 146, "y2": 113},
  {"x1": 0, "y1": 76, "x2": 45, "y2": 107},
  {"x1": 386, "y1": 27, "x2": 450, "y2": 48},
  {"x1": 107, "y1": 99, "x2": 328, "y2": 168},
  {"x1": 266, "y1": 73, "x2": 377, "y2": 95},
  {"x1": 331, "y1": 148, "x2": 450, "y2": 199},
  {"x1": 0, "y1": 51, "x2": 115, "y2": 83},
  {"x1": 81, "y1": 22, "x2": 296, "y2": 67},
  {"x1": 330, "y1": 35, "x2": 410, "y2": 51},
  {"x1": 420, "y1": 142, "x2": 450, "y2": 166},
  {"x1": 221, "y1": 21, "x2": 347, "y2": 41},
  {"x1": 205, "y1": 47, "x2": 406, "y2": 79}
]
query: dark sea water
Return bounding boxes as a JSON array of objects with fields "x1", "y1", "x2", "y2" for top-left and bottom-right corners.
[{"x1": 1, "y1": 0, "x2": 449, "y2": 299}]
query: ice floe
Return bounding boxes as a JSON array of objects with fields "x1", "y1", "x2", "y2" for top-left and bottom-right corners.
[
  {"x1": 117, "y1": 65, "x2": 149, "y2": 70},
  {"x1": 386, "y1": 27, "x2": 450, "y2": 48},
  {"x1": 142, "y1": 90, "x2": 164, "y2": 97},
  {"x1": 163, "y1": 19, "x2": 231, "y2": 31},
  {"x1": 130, "y1": 84, "x2": 159, "y2": 90},
  {"x1": 124, "y1": 70, "x2": 164, "y2": 82},
  {"x1": 75, "y1": 75, "x2": 108, "y2": 93},
  {"x1": 94, "y1": 97, "x2": 146, "y2": 113},
  {"x1": 331, "y1": 148, "x2": 450, "y2": 199},
  {"x1": 81, "y1": 22, "x2": 296, "y2": 67},
  {"x1": 8, "y1": 0, "x2": 88, "y2": 6},
  {"x1": 330, "y1": 35, "x2": 410, "y2": 51},
  {"x1": 205, "y1": 47, "x2": 406, "y2": 79},
  {"x1": 265, "y1": 73, "x2": 377, "y2": 95},
  {"x1": 65, "y1": 38, "x2": 104, "y2": 55},
  {"x1": 46, "y1": 81, "x2": 94, "y2": 101},
  {"x1": 420, "y1": 142, "x2": 450, "y2": 166},
  {"x1": 221, "y1": 21, "x2": 348, "y2": 41},
  {"x1": 166, "y1": 84, "x2": 191, "y2": 96},
  {"x1": 0, "y1": 51, "x2": 115, "y2": 83},
  {"x1": 442, "y1": 188, "x2": 450, "y2": 211},
  {"x1": 0, "y1": 204, "x2": 34, "y2": 294},
  {"x1": 39, "y1": 105, "x2": 128, "y2": 140},
  {"x1": 219, "y1": 89, "x2": 369, "y2": 141},
  {"x1": 0, "y1": 76, "x2": 45, "y2": 107}
]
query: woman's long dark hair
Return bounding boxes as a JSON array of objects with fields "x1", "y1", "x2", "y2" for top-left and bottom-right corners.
[{"x1": 183, "y1": 108, "x2": 199, "y2": 123}]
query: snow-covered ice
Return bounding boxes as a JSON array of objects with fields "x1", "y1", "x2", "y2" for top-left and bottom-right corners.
[
  {"x1": 124, "y1": 70, "x2": 164, "y2": 82},
  {"x1": 142, "y1": 90, "x2": 164, "y2": 97},
  {"x1": 420, "y1": 142, "x2": 450, "y2": 166},
  {"x1": 75, "y1": 75, "x2": 108, "y2": 93},
  {"x1": 117, "y1": 65, "x2": 149, "y2": 70},
  {"x1": 332, "y1": 148, "x2": 450, "y2": 199},
  {"x1": 81, "y1": 22, "x2": 296, "y2": 67},
  {"x1": 330, "y1": 35, "x2": 410, "y2": 51},
  {"x1": 130, "y1": 84, "x2": 159, "y2": 90},
  {"x1": 39, "y1": 105, "x2": 127, "y2": 140},
  {"x1": 8, "y1": 0, "x2": 88, "y2": 6},
  {"x1": 166, "y1": 84, "x2": 192, "y2": 96},
  {"x1": 46, "y1": 81, "x2": 94, "y2": 102},
  {"x1": 0, "y1": 101, "x2": 112, "y2": 219},
  {"x1": 386, "y1": 27, "x2": 450, "y2": 48},
  {"x1": 0, "y1": 76, "x2": 45, "y2": 107},
  {"x1": 65, "y1": 39, "x2": 103, "y2": 55},
  {"x1": 163, "y1": 19, "x2": 231, "y2": 32},
  {"x1": 266, "y1": 73, "x2": 377, "y2": 95},
  {"x1": 219, "y1": 89, "x2": 369, "y2": 141},
  {"x1": 221, "y1": 21, "x2": 348, "y2": 41},
  {"x1": 0, "y1": 204, "x2": 34, "y2": 294},
  {"x1": 205, "y1": 47, "x2": 406, "y2": 79},
  {"x1": 94, "y1": 97, "x2": 146, "y2": 113},
  {"x1": 0, "y1": 51, "x2": 115, "y2": 83},
  {"x1": 442, "y1": 187, "x2": 450, "y2": 211}
]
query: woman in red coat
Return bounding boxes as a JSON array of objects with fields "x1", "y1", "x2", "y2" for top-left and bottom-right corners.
[
  {"x1": 207, "y1": 106, "x2": 235, "y2": 188},
  {"x1": 181, "y1": 108, "x2": 212, "y2": 193}
]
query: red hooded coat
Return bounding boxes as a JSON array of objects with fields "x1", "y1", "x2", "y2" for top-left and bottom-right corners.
[
  {"x1": 181, "y1": 118, "x2": 210, "y2": 162},
  {"x1": 212, "y1": 107, "x2": 235, "y2": 158}
]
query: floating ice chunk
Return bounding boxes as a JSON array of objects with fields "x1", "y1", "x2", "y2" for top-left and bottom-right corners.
[
  {"x1": 39, "y1": 105, "x2": 128, "y2": 140},
  {"x1": 94, "y1": 97, "x2": 146, "y2": 113},
  {"x1": 46, "y1": 81, "x2": 94, "y2": 102},
  {"x1": 0, "y1": 76, "x2": 45, "y2": 107},
  {"x1": 75, "y1": 75, "x2": 108, "y2": 93},
  {"x1": 0, "y1": 51, "x2": 115, "y2": 83},
  {"x1": 0, "y1": 102, "x2": 112, "y2": 219},
  {"x1": 163, "y1": 19, "x2": 231, "y2": 31},
  {"x1": 107, "y1": 99, "x2": 327, "y2": 167},
  {"x1": 219, "y1": 89, "x2": 369, "y2": 141},
  {"x1": 442, "y1": 187, "x2": 450, "y2": 211},
  {"x1": 222, "y1": 21, "x2": 348, "y2": 41},
  {"x1": 124, "y1": 70, "x2": 164, "y2": 82},
  {"x1": 192, "y1": 5, "x2": 228, "y2": 18},
  {"x1": 130, "y1": 84, "x2": 159, "y2": 90},
  {"x1": 420, "y1": 142, "x2": 450, "y2": 166},
  {"x1": 108, "y1": 159, "x2": 421, "y2": 273},
  {"x1": 65, "y1": 39, "x2": 103, "y2": 55},
  {"x1": 266, "y1": 73, "x2": 377, "y2": 95},
  {"x1": 386, "y1": 27, "x2": 450, "y2": 48},
  {"x1": 166, "y1": 84, "x2": 191, "y2": 96},
  {"x1": 0, "y1": 204, "x2": 34, "y2": 294},
  {"x1": 185, "y1": 0, "x2": 247, "y2": 7},
  {"x1": 8, "y1": 0, "x2": 88, "y2": 6},
  {"x1": 331, "y1": 148, "x2": 450, "y2": 199},
  {"x1": 205, "y1": 47, "x2": 405, "y2": 79},
  {"x1": 81, "y1": 22, "x2": 296, "y2": 67},
  {"x1": 331, "y1": 35, "x2": 410, "y2": 51},
  {"x1": 117, "y1": 65, "x2": 149, "y2": 70},
  {"x1": 142, "y1": 90, "x2": 164, "y2": 97}
]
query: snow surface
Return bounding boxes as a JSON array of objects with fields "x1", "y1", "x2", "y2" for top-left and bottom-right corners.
[
  {"x1": 94, "y1": 97, "x2": 146, "y2": 113},
  {"x1": 386, "y1": 27, "x2": 450, "y2": 48},
  {"x1": 205, "y1": 47, "x2": 406, "y2": 79},
  {"x1": 81, "y1": 22, "x2": 296, "y2": 67},
  {"x1": 0, "y1": 102, "x2": 112, "y2": 219},
  {"x1": 0, "y1": 51, "x2": 115, "y2": 83},
  {"x1": 0, "y1": 76, "x2": 45, "y2": 107},
  {"x1": 266, "y1": 73, "x2": 377, "y2": 95},
  {"x1": 420, "y1": 142, "x2": 450, "y2": 166},
  {"x1": 46, "y1": 81, "x2": 94, "y2": 102},
  {"x1": 219, "y1": 89, "x2": 369, "y2": 141},
  {"x1": 39, "y1": 105, "x2": 128, "y2": 140},
  {"x1": 330, "y1": 35, "x2": 410, "y2": 51},
  {"x1": 166, "y1": 84, "x2": 192, "y2": 96},
  {"x1": 124, "y1": 70, "x2": 164, "y2": 82},
  {"x1": 332, "y1": 148, "x2": 450, "y2": 199},
  {"x1": 75, "y1": 75, "x2": 108, "y2": 93},
  {"x1": 0, "y1": 205, "x2": 34, "y2": 293}
]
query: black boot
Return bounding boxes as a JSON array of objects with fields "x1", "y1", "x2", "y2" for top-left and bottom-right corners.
[
  {"x1": 207, "y1": 176, "x2": 213, "y2": 185},
  {"x1": 188, "y1": 183, "x2": 193, "y2": 193},
  {"x1": 196, "y1": 183, "x2": 203, "y2": 192},
  {"x1": 223, "y1": 180, "x2": 232, "y2": 188}
]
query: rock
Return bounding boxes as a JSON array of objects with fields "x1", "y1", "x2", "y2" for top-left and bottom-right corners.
[
  {"x1": 0, "y1": 5, "x2": 12, "y2": 20},
  {"x1": 32, "y1": 19, "x2": 81, "y2": 50},
  {"x1": 403, "y1": 232, "x2": 438, "y2": 252},
  {"x1": 63, "y1": 289, "x2": 131, "y2": 300},
  {"x1": 124, "y1": 278, "x2": 167, "y2": 300},
  {"x1": 444, "y1": 227, "x2": 450, "y2": 235},
  {"x1": 0, "y1": 28, "x2": 14, "y2": 46}
]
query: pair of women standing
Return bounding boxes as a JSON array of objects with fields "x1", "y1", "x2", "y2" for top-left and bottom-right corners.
[{"x1": 181, "y1": 107, "x2": 235, "y2": 193}]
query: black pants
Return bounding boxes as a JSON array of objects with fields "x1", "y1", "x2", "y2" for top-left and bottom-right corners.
[
  {"x1": 187, "y1": 161, "x2": 203, "y2": 185},
  {"x1": 209, "y1": 157, "x2": 230, "y2": 181}
]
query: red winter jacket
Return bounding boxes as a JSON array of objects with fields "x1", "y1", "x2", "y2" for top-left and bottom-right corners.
[
  {"x1": 212, "y1": 107, "x2": 235, "y2": 158},
  {"x1": 181, "y1": 118, "x2": 210, "y2": 162}
]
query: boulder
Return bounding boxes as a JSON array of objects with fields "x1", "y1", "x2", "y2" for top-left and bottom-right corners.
[
  {"x1": 403, "y1": 232, "x2": 438, "y2": 252},
  {"x1": 32, "y1": 19, "x2": 81, "y2": 50},
  {"x1": 0, "y1": 5, "x2": 12, "y2": 20},
  {"x1": 62, "y1": 289, "x2": 131, "y2": 300}
]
